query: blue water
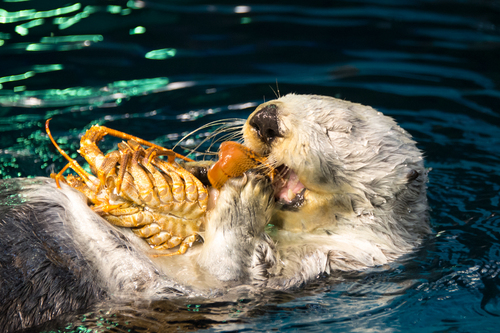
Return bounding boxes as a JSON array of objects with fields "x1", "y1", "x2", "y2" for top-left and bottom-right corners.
[{"x1": 1, "y1": 0, "x2": 500, "y2": 332}]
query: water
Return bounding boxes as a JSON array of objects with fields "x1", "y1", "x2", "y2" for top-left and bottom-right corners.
[{"x1": 1, "y1": 0, "x2": 500, "y2": 332}]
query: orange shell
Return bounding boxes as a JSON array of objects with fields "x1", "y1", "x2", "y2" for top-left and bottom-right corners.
[{"x1": 207, "y1": 142, "x2": 265, "y2": 189}]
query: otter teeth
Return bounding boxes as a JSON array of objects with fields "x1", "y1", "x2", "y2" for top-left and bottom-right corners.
[{"x1": 274, "y1": 166, "x2": 306, "y2": 208}]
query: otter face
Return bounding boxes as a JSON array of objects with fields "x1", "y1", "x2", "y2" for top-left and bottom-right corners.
[{"x1": 243, "y1": 94, "x2": 427, "y2": 233}]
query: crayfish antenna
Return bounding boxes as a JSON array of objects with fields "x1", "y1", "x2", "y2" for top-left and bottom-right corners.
[
  {"x1": 45, "y1": 118, "x2": 95, "y2": 186},
  {"x1": 100, "y1": 126, "x2": 191, "y2": 162}
]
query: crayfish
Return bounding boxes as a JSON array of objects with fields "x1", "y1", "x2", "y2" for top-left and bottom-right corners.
[{"x1": 45, "y1": 120, "x2": 269, "y2": 256}]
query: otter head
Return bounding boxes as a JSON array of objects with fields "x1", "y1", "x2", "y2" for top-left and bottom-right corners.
[{"x1": 243, "y1": 94, "x2": 429, "y2": 236}]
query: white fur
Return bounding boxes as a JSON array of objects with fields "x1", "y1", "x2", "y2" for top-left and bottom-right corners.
[{"x1": 231, "y1": 94, "x2": 430, "y2": 286}]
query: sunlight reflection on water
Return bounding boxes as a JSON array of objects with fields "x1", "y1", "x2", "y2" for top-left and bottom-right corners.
[{"x1": 1, "y1": 0, "x2": 500, "y2": 332}]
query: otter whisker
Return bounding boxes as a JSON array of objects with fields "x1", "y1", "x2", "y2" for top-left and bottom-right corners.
[
  {"x1": 185, "y1": 150, "x2": 218, "y2": 161},
  {"x1": 174, "y1": 119, "x2": 245, "y2": 158},
  {"x1": 174, "y1": 118, "x2": 245, "y2": 150},
  {"x1": 197, "y1": 123, "x2": 243, "y2": 147},
  {"x1": 270, "y1": 79, "x2": 281, "y2": 99},
  {"x1": 191, "y1": 125, "x2": 243, "y2": 154},
  {"x1": 205, "y1": 132, "x2": 244, "y2": 153},
  {"x1": 196, "y1": 122, "x2": 243, "y2": 141}
]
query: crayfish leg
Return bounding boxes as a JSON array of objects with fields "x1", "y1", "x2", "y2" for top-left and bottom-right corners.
[
  {"x1": 151, "y1": 234, "x2": 198, "y2": 257},
  {"x1": 140, "y1": 159, "x2": 174, "y2": 204},
  {"x1": 50, "y1": 162, "x2": 71, "y2": 189},
  {"x1": 104, "y1": 210, "x2": 154, "y2": 228},
  {"x1": 97, "y1": 150, "x2": 121, "y2": 186},
  {"x1": 114, "y1": 147, "x2": 132, "y2": 193},
  {"x1": 96, "y1": 204, "x2": 139, "y2": 215},
  {"x1": 132, "y1": 223, "x2": 162, "y2": 238},
  {"x1": 61, "y1": 174, "x2": 98, "y2": 204},
  {"x1": 128, "y1": 150, "x2": 161, "y2": 208},
  {"x1": 46, "y1": 119, "x2": 97, "y2": 188},
  {"x1": 142, "y1": 146, "x2": 176, "y2": 164},
  {"x1": 146, "y1": 231, "x2": 174, "y2": 246},
  {"x1": 152, "y1": 159, "x2": 186, "y2": 202},
  {"x1": 120, "y1": 172, "x2": 148, "y2": 207}
]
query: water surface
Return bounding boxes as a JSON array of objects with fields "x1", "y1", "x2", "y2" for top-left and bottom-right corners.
[{"x1": 1, "y1": 0, "x2": 499, "y2": 332}]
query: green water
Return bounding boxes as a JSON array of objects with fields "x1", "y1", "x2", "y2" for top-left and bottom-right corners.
[{"x1": 1, "y1": 0, "x2": 500, "y2": 332}]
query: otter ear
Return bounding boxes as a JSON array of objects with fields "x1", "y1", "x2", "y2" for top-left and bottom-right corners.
[
  {"x1": 406, "y1": 169, "x2": 419, "y2": 182},
  {"x1": 328, "y1": 120, "x2": 352, "y2": 134}
]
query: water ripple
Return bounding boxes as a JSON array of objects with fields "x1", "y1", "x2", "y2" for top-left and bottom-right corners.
[{"x1": 0, "y1": 0, "x2": 499, "y2": 331}]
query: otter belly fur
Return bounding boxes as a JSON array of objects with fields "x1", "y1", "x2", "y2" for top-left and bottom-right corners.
[{"x1": 0, "y1": 94, "x2": 430, "y2": 331}]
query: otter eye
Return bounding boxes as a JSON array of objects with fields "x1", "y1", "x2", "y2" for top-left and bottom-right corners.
[{"x1": 249, "y1": 104, "x2": 283, "y2": 145}]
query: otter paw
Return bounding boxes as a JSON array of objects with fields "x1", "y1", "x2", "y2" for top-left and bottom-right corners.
[
  {"x1": 204, "y1": 171, "x2": 275, "y2": 237},
  {"x1": 198, "y1": 172, "x2": 275, "y2": 282},
  {"x1": 224, "y1": 171, "x2": 275, "y2": 222}
]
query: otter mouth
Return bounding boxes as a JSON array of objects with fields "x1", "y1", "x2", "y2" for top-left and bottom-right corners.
[{"x1": 273, "y1": 166, "x2": 306, "y2": 211}]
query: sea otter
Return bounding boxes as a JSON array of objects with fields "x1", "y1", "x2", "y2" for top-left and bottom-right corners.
[
  {"x1": 0, "y1": 94, "x2": 430, "y2": 331},
  {"x1": 198, "y1": 94, "x2": 430, "y2": 286}
]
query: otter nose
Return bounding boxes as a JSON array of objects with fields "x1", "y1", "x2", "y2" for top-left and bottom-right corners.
[{"x1": 249, "y1": 104, "x2": 282, "y2": 144}]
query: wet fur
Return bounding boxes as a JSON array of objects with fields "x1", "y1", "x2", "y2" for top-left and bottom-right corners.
[
  {"x1": 200, "y1": 94, "x2": 430, "y2": 287},
  {"x1": 0, "y1": 178, "x2": 186, "y2": 332},
  {"x1": 0, "y1": 94, "x2": 430, "y2": 331}
]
